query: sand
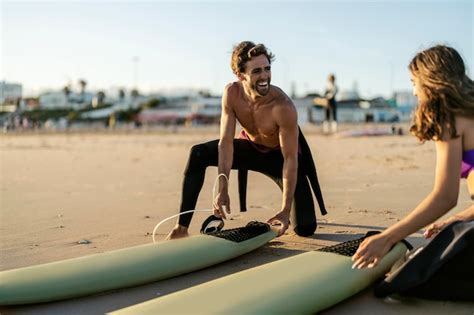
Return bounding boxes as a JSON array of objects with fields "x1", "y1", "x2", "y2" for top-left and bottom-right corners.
[{"x1": 1, "y1": 125, "x2": 473, "y2": 314}]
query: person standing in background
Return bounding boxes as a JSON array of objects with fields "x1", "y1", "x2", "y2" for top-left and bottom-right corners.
[{"x1": 322, "y1": 74, "x2": 338, "y2": 134}]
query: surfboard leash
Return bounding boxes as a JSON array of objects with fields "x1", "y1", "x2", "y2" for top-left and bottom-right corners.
[{"x1": 151, "y1": 173, "x2": 230, "y2": 243}]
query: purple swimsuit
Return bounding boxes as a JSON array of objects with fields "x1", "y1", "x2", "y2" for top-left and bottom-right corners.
[{"x1": 461, "y1": 149, "x2": 474, "y2": 178}]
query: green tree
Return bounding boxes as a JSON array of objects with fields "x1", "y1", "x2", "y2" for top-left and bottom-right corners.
[
  {"x1": 62, "y1": 85, "x2": 71, "y2": 107},
  {"x1": 97, "y1": 91, "x2": 106, "y2": 106},
  {"x1": 119, "y1": 89, "x2": 125, "y2": 101},
  {"x1": 79, "y1": 79, "x2": 87, "y2": 102},
  {"x1": 131, "y1": 89, "x2": 139, "y2": 98}
]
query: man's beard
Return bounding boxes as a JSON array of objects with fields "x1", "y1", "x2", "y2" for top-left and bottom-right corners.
[{"x1": 252, "y1": 79, "x2": 270, "y2": 96}]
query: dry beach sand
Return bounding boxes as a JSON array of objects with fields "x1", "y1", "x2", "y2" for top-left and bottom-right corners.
[{"x1": 1, "y1": 125, "x2": 473, "y2": 314}]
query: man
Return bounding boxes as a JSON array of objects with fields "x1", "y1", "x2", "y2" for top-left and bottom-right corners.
[{"x1": 166, "y1": 41, "x2": 326, "y2": 240}]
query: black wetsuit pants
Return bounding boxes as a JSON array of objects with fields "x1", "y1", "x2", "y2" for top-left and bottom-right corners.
[
  {"x1": 325, "y1": 99, "x2": 337, "y2": 121},
  {"x1": 178, "y1": 139, "x2": 317, "y2": 236}
]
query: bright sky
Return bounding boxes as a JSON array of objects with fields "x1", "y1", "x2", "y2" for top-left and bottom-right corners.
[{"x1": 1, "y1": 1, "x2": 473, "y2": 98}]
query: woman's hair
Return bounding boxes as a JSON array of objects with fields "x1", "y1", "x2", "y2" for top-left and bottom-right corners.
[
  {"x1": 230, "y1": 41, "x2": 275, "y2": 76},
  {"x1": 409, "y1": 45, "x2": 474, "y2": 142}
]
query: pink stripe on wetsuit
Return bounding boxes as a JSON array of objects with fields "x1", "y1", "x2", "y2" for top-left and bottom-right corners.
[{"x1": 238, "y1": 129, "x2": 302, "y2": 155}]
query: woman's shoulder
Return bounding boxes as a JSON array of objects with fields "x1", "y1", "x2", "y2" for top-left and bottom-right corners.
[
  {"x1": 456, "y1": 115, "x2": 474, "y2": 131},
  {"x1": 456, "y1": 115, "x2": 474, "y2": 150}
]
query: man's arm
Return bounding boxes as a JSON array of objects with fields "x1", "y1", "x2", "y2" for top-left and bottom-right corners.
[
  {"x1": 267, "y1": 101, "x2": 299, "y2": 235},
  {"x1": 278, "y1": 103, "x2": 299, "y2": 213},
  {"x1": 214, "y1": 84, "x2": 237, "y2": 217}
]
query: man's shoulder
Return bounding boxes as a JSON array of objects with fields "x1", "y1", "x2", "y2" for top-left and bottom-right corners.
[
  {"x1": 222, "y1": 82, "x2": 242, "y2": 109},
  {"x1": 270, "y1": 85, "x2": 294, "y2": 108},
  {"x1": 269, "y1": 87, "x2": 297, "y2": 125},
  {"x1": 224, "y1": 82, "x2": 241, "y2": 95}
]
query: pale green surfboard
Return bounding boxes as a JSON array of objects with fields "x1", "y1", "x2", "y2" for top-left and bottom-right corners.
[
  {"x1": 0, "y1": 222, "x2": 276, "y2": 305},
  {"x1": 112, "y1": 234, "x2": 408, "y2": 315}
]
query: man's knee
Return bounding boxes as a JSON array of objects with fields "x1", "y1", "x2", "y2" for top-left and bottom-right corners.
[
  {"x1": 190, "y1": 143, "x2": 207, "y2": 160},
  {"x1": 184, "y1": 142, "x2": 218, "y2": 175},
  {"x1": 184, "y1": 143, "x2": 208, "y2": 175},
  {"x1": 293, "y1": 222, "x2": 316, "y2": 237}
]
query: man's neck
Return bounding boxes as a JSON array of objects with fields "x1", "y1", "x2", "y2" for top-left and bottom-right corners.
[{"x1": 241, "y1": 82, "x2": 267, "y2": 105}]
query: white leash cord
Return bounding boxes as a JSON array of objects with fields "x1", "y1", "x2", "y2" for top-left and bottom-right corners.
[{"x1": 152, "y1": 173, "x2": 229, "y2": 243}]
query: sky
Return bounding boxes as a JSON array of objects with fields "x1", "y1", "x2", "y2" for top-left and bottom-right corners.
[{"x1": 1, "y1": 0, "x2": 473, "y2": 98}]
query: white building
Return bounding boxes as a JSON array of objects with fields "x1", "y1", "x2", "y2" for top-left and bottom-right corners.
[
  {"x1": 39, "y1": 92, "x2": 69, "y2": 109},
  {"x1": 338, "y1": 90, "x2": 359, "y2": 101},
  {"x1": 39, "y1": 91, "x2": 94, "y2": 109},
  {"x1": 394, "y1": 91, "x2": 417, "y2": 107},
  {"x1": 0, "y1": 81, "x2": 22, "y2": 104}
]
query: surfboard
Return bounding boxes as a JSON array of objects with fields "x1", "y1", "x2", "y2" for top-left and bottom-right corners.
[
  {"x1": 112, "y1": 232, "x2": 408, "y2": 315},
  {"x1": 0, "y1": 221, "x2": 276, "y2": 305},
  {"x1": 467, "y1": 171, "x2": 474, "y2": 200},
  {"x1": 336, "y1": 127, "x2": 397, "y2": 138}
]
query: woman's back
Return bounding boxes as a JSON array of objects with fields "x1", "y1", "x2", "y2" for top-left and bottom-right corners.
[{"x1": 457, "y1": 116, "x2": 474, "y2": 152}]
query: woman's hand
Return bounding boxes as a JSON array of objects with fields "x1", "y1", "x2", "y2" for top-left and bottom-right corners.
[
  {"x1": 424, "y1": 215, "x2": 463, "y2": 239},
  {"x1": 351, "y1": 233, "x2": 393, "y2": 269}
]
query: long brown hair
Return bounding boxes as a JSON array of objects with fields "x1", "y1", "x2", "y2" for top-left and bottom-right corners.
[{"x1": 409, "y1": 45, "x2": 474, "y2": 142}]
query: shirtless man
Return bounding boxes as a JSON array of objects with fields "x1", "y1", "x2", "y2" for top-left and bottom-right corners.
[{"x1": 167, "y1": 41, "x2": 325, "y2": 239}]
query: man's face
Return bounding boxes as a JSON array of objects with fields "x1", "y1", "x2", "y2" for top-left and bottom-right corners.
[{"x1": 240, "y1": 54, "x2": 271, "y2": 96}]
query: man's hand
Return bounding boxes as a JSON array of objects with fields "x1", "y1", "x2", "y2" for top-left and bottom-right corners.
[
  {"x1": 213, "y1": 192, "x2": 231, "y2": 219},
  {"x1": 266, "y1": 209, "x2": 290, "y2": 237}
]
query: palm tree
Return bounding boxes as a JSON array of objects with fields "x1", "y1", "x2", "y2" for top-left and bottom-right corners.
[
  {"x1": 131, "y1": 89, "x2": 139, "y2": 98},
  {"x1": 79, "y1": 79, "x2": 87, "y2": 103},
  {"x1": 97, "y1": 91, "x2": 106, "y2": 106},
  {"x1": 118, "y1": 89, "x2": 125, "y2": 102},
  {"x1": 62, "y1": 85, "x2": 71, "y2": 107}
]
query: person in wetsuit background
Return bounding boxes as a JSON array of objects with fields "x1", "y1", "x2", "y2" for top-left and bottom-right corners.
[{"x1": 166, "y1": 41, "x2": 326, "y2": 240}]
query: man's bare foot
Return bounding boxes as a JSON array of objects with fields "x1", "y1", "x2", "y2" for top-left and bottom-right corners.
[{"x1": 165, "y1": 225, "x2": 189, "y2": 240}]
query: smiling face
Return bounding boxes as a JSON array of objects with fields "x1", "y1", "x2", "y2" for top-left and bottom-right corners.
[
  {"x1": 410, "y1": 72, "x2": 426, "y2": 101},
  {"x1": 239, "y1": 54, "x2": 271, "y2": 97}
]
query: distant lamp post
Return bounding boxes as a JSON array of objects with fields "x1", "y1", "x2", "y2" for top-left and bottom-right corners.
[
  {"x1": 132, "y1": 56, "x2": 139, "y2": 90},
  {"x1": 389, "y1": 61, "x2": 394, "y2": 98}
]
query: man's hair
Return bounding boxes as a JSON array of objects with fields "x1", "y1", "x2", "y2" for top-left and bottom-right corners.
[
  {"x1": 409, "y1": 45, "x2": 474, "y2": 142},
  {"x1": 230, "y1": 41, "x2": 275, "y2": 76}
]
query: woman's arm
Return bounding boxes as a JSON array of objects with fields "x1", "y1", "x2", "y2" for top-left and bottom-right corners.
[{"x1": 352, "y1": 134, "x2": 463, "y2": 269}]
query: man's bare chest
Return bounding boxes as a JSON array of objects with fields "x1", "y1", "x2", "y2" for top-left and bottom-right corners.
[{"x1": 234, "y1": 102, "x2": 279, "y2": 143}]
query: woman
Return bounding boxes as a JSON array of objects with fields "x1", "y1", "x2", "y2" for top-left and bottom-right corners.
[{"x1": 352, "y1": 45, "x2": 474, "y2": 269}]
